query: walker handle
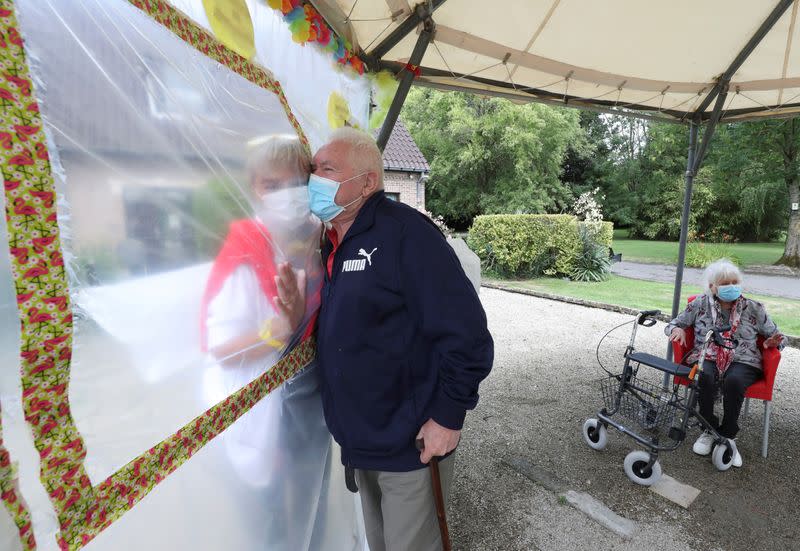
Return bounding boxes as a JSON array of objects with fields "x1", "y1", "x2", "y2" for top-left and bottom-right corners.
[{"x1": 638, "y1": 310, "x2": 661, "y2": 326}]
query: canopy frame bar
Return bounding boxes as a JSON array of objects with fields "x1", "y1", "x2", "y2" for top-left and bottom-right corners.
[
  {"x1": 364, "y1": 0, "x2": 446, "y2": 70},
  {"x1": 379, "y1": 59, "x2": 690, "y2": 123},
  {"x1": 376, "y1": 14, "x2": 434, "y2": 151},
  {"x1": 694, "y1": 0, "x2": 795, "y2": 115}
]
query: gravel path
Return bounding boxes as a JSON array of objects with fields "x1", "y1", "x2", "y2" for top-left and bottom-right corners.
[
  {"x1": 449, "y1": 288, "x2": 800, "y2": 551},
  {"x1": 610, "y1": 261, "x2": 800, "y2": 300}
]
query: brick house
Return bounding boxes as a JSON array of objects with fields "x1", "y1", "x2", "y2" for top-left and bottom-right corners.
[{"x1": 380, "y1": 120, "x2": 429, "y2": 211}]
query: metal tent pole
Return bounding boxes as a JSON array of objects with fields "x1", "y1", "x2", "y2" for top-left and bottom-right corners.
[
  {"x1": 661, "y1": 1, "x2": 792, "y2": 378},
  {"x1": 665, "y1": 121, "x2": 698, "y2": 365},
  {"x1": 663, "y1": 90, "x2": 728, "y2": 387},
  {"x1": 376, "y1": 19, "x2": 434, "y2": 152}
]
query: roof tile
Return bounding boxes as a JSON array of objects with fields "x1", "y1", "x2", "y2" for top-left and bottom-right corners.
[{"x1": 381, "y1": 120, "x2": 429, "y2": 173}]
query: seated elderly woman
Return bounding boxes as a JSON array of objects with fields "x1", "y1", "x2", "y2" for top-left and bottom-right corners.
[{"x1": 666, "y1": 259, "x2": 786, "y2": 467}]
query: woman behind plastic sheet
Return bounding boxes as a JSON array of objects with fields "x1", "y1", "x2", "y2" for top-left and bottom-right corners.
[
  {"x1": 666, "y1": 259, "x2": 786, "y2": 468},
  {"x1": 199, "y1": 135, "x2": 350, "y2": 550}
]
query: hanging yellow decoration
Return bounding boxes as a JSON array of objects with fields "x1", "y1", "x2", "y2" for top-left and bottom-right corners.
[
  {"x1": 328, "y1": 91, "x2": 358, "y2": 129},
  {"x1": 369, "y1": 70, "x2": 399, "y2": 129},
  {"x1": 203, "y1": 0, "x2": 256, "y2": 60}
]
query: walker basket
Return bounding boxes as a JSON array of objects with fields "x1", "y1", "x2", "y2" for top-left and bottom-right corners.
[{"x1": 600, "y1": 375, "x2": 680, "y2": 433}]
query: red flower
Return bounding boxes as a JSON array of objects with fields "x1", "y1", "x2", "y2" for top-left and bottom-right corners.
[
  {"x1": 11, "y1": 247, "x2": 29, "y2": 265},
  {"x1": 30, "y1": 357, "x2": 55, "y2": 375},
  {"x1": 41, "y1": 419, "x2": 59, "y2": 436},
  {"x1": 7, "y1": 27, "x2": 23, "y2": 48},
  {"x1": 20, "y1": 346, "x2": 38, "y2": 363},
  {"x1": 35, "y1": 142, "x2": 49, "y2": 160},
  {"x1": 9, "y1": 150, "x2": 33, "y2": 165},
  {"x1": 5, "y1": 72, "x2": 31, "y2": 96},
  {"x1": 14, "y1": 124, "x2": 38, "y2": 141}
]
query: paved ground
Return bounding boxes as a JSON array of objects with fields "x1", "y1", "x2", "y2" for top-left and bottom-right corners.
[
  {"x1": 610, "y1": 261, "x2": 800, "y2": 300},
  {"x1": 449, "y1": 288, "x2": 799, "y2": 551}
]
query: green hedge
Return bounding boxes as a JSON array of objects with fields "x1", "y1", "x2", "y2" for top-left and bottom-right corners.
[
  {"x1": 592, "y1": 221, "x2": 614, "y2": 249},
  {"x1": 467, "y1": 214, "x2": 613, "y2": 277}
]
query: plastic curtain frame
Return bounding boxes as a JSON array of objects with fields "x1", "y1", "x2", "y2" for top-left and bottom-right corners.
[{"x1": 1, "y1": 1, "x2": 366, "y2": 550}]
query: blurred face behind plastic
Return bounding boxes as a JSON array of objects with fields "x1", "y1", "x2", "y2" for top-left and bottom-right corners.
[{"x1": 250, "y1": 164, "x2": 307, "y2": 199}]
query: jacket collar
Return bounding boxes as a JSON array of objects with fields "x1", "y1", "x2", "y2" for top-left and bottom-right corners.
[{"x1": 341, "y1": 190, "x2": 384, "y2": 242}]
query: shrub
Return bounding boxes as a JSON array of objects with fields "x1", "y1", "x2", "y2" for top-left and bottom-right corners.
[
  {"x1": 587, "y1": 220, "x2": 614, "y2": 248},
  {"x1": 682, "y1": 242, "x2": 742, "y2": 268},
  {"x1": 572, "y1": 226, "x2": 612, "y2": 282},
  {"x1": 467, "y1": 214, "x2": 613, "y2": 278}
]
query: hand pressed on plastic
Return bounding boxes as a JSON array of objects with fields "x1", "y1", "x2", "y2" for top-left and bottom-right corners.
[
  {"x1": 764, "y1": 332, "x2": 783, "y2": 349},
  {"x1": 273, "y1": 262, "x2": 306, "y2": 332},
  {"x1": 416, "y1": 418, "x2": 461, "y2": 464},
  {"x1": 669, "y1": 327, "x2": 687, "y2": 347}
]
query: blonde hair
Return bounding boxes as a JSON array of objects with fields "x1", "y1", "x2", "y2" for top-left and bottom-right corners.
[
  {"x1": 703, "y1": 258, "x2": 743, "y2": 296},
  {"x1": 328, "y1": 127, "x2": 384, "y2": 187},
  {"x1": 246, "y1": 134, "x2": 310, "y2": 179}
]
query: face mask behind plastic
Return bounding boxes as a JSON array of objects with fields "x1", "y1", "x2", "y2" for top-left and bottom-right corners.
[{"x1": 256, "y1": 185, "x2": 320, "y2": 262}]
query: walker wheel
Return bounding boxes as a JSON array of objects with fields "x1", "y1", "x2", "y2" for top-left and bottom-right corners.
[
  {"x1": 623, "y1": 450, "x2": 662, "y2": 486},
  {"x1": 582, "y1": 418, "x2": 608, "y2": 451},
  {"x1": 711, "y1": 440, "x2": 735, "y2": 471}
]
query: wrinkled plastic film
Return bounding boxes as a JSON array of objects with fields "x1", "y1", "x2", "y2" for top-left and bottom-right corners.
[
  {"x1": 0, "y1": 204, "x2": 27, "y2": 551},
  {"x1": 9, "y1": 0, "x2": 367, "y2": 549},
  {"x1": 170, "y1": 0, "x2": 372, "y2": 150},
  {"x1": 0, "y1": 504, "x2": 24, "y2": 551}
]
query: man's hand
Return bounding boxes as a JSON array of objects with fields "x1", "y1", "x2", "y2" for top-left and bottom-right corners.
[
  {"x1": 273, "y1": 263, "x2": 306, "y2": 332},
  {"x1": 764, "y1": 332, "x2": 784, "y2": 349},
  {"x1": 416, "y1": 418, "x2": 461, "y2": 464},
  {"x1": 669, "y1": 327, "x2": 687, "y2": 347}
]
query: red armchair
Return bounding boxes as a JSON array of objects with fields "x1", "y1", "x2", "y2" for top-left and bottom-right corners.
[{"x1": 671, "y1": 295, "x2": 781, "y2": 458}]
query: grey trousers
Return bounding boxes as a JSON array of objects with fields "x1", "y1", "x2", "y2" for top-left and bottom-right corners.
[{"x1": 355, "y1": 453, "x2": 456, "y2": 551}]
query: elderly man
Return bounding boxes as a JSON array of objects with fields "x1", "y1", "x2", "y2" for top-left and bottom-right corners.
[{"x1": 309, "y1": 127, "x2": 494, "y2": 551}]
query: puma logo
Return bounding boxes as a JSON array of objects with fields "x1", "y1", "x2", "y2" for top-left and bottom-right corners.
[{"x1": 358, "y1": 247, "x2": 378, "y2": 266}]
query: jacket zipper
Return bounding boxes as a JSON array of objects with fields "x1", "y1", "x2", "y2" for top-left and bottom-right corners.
[{"x1": 322, "y1": 240, "x2": 352, "y2": 471}]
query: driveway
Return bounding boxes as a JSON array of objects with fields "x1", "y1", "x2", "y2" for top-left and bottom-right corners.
[{"x1": 611, "y1": 261, "x2": 800, "y2": 300}]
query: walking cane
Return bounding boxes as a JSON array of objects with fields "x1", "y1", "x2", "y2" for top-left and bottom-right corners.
[{"x1": 416, "y1": 438, "x2": 452, "y2": 551}]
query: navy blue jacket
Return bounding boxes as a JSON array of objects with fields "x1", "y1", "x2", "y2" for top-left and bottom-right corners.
[{"x1": 317, "y1": 191, "x2": 494, "y2": 472}]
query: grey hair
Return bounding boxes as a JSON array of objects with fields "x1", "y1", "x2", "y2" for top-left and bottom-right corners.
[
  {"x1": 703, "y1": 258, "x2": 743, "y2": 296},
  {"x1": 328, "y1": 127, "x2": 384, "y2": 188},
  {"x1": 246, "y1": 134, "x2": 310, "y2": 179}
]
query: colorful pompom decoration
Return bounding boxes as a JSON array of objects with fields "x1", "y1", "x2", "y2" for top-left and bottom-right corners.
[{"x1": 268, "y1": 0, "x2": 365, "y2": 74}]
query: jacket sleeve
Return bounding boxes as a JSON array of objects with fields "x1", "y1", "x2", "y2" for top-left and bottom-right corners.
[
  {"x1": 664, "y1": 296, "x2": 702, "y2": 336},
  {"x1": 398, "y1": 215, "x2": 494, "y2": 430},
  {"x1": 755, "y1": 301, "x2": 788, "y2": 348}
]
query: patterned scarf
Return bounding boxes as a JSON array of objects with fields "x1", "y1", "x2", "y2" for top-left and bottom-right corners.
[{"x1": 708, "y1": 295, "x2": 744, "y2": 375}]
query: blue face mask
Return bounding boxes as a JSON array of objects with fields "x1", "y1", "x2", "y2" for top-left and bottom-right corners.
[
  {"x1": 717, "y1": 284, "x2": 742, "y2": 302},
  {"x1": 307, "y1": 172, "x2": 365, "y2": 223}
]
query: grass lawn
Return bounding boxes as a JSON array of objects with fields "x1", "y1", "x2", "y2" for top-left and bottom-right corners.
[
  {"x1": 490, "y1": 274, "x2": 800, "y2": 337},
  {"x1": 611, "y1": 228, "x2": 785, "y2": 267}
]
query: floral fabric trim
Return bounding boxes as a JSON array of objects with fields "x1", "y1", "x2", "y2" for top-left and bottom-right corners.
[
  {"x1": 0, "y1": 400, "x2": 36, "y2": 550},
  {"x1": 1, "y1": 0, "x2": 77, "y2": 548},
  {"x1": 128, "y1": 0, "x2": 311, "y2": 151},
  {"x1": 3, "y1": 0, "x2": 318, "y2": 549},
  {"x1": 267, "y1": 0, "x2": 366, "y2": 74},
  {"x1": 82, "y1": 337, "x2": 315, "y2": 549}
]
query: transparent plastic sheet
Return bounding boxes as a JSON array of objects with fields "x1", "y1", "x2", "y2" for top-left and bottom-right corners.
[
  {"x1": 0, "y1": 505, "x2": 24, "y2": 551},
  {"x1": 8, "y1": 0, "x2": 367, "y2": 549},
  {"x1": 0, "y1": 207, "x2": 27, "y2": 551},
  {"x1": 170, "y1": 0, "x2": 372, "y2": 150}
]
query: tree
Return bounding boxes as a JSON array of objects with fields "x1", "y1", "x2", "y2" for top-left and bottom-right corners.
[
  {"x1": 402, "y1": 88, "x2": 583, "y2": 229},
  {"x1": 710, "y1": 119, "x2": 796, "y2": 256}
]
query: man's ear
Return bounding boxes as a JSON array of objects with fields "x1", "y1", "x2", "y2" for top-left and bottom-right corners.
[{"x1": 363, "y1": 171, "x2": 380, "y2": 195}]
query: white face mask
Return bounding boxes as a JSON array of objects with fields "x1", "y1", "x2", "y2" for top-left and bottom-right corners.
[
  {"x1": 255, "y1": 186, "x2": 320, "y2": 262},
  {"x1": 256, "y1": 185, "x2": 311, "y2": 226}
]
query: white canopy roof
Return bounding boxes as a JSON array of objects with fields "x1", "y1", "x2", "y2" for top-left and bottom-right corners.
[{"x1": 312, "y1": 0, "x2": 800, "y2": 123}]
